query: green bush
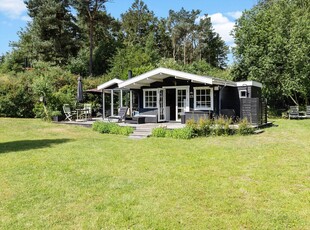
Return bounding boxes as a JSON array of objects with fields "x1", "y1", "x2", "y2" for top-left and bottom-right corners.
[
  {"x1": 237, "y1": 119, "x2": 254, "y2": 135},
  {"x1": 151, "y1": 127, "x2": 167, "y2": 137},
  {"x1": 171, "y1": 127, "x2": 194, "y2": 139},
  {"x1": 211, "y1": 117, "x2": 233, "y2": 136},
  {"x1": 152, "y1": 126, "x2": 194, "y2": 139},
  {"x1": 92, "y1": 121, "x2": 134, "y2": 136},
  {"x1": 152, "y1": 117, "x2": 256, "y2": 139},
  {"x1": 185, "y1": 119, "x2": 198, "y2": 136},
  {"x1": 120, "y1": 126, "x2": 135, "y2": 136},
  {"x1": 197, "y1": 117, "x2": 213, "y2": 136},
  {"x1": 165, "y1": 129, "x2": 173, "y2": 138}
]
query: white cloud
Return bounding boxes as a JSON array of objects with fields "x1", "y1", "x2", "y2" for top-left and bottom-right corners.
[
  {"x1": 227, "y1": 11, "x2": 243, "y2": 20},
  {"x1": 0, "y1": 0, "x2": 27, "y2": 19},
  {"x1": 210, "y1": 13, "x2": 235, "y2": 45}
]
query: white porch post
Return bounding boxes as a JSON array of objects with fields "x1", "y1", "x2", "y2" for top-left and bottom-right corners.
[
  {"x1": 102, "y1": 90, "x2": 105, "y2": 119},
  {"x1": 120, "y1": 90, "x2": 123, "y2": 107},
  {"x1": 111, "y1": 89, "x2": 114, "y2": 116},
  {"x1": 130, "y1": 90, "x2": 133, "y2": 116}
]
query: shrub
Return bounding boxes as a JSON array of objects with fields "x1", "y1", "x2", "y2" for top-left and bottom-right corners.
[
  {"x1": 171, "y1": 127, "x2": 194, "y2": 139},
  {"x1": 119, "y1": 126, "x2": 135, "y2": 136},
  {"x1": 237, "y1": 119, "x2": 254, "y2": 135},
  {"x1": 152, "y1": 127, "x2": 167, "y2": 137},
  {"x1": 212, "y1": 117, "x2": 233, "y2": 136},
  {"x1": 185, "y1": 119, "x2": 199, "y2": 136},
  {"x1": 165, "y1": 129, "x2": 173, "y2": 138},
  {"x1": 197, "y1": 117, "x2": 213, "y2": 136},
  {"x1": 92, "y1": 121, "x2": 134, "y2": 136}
]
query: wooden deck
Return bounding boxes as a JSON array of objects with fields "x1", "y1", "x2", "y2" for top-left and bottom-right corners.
[{"x1": 57, "y1": 118, "x2": 185, "y2": 139}]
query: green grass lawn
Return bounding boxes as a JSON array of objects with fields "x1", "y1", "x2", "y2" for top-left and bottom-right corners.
[{"x1": 0, "y1": 118, "x2": 309, "y2": 229}]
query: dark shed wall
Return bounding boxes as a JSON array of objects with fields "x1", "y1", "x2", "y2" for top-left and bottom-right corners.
[
  {"x1": 237, "y1": 86, "x2": 262, "y2": 98},
  {"x1": 220, "y1": 87, "x2": 240, "y2": 117}
]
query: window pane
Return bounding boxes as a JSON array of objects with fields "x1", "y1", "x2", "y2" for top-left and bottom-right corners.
[{"x1": 195, "y1": 88, "x2": 212, "y2": 109}]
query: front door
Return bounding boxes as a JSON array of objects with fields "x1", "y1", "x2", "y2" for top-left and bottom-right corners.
[
  {"x1": 176, "y1": 87, "x2": 189, "y2": 121},
  {"x1": 158, "y1": 89, "x2": 166, "y2": 122}
]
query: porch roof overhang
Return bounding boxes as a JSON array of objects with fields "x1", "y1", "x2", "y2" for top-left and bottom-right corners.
[
  {"x1": 97, "y1": 78, "x2": 124, "y2": 90},
  {"x1": 118, "y1": 67, "x2": 236, "y2": 89},
  {"x1": 236, "y1": 81, "x2": 263, "y2": 88}
]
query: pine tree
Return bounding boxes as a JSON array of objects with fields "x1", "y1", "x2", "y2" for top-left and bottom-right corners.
[
  {"x1": 23, "y1": 0, "x2": 80, "y2": 65},
  {"x1": 70, "y1": 0, "x2": 109, "y2": 76}
]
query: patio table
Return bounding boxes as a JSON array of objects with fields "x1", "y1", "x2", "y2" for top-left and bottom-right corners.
[{"x1": 76, "y1": 108, "x2": 89, "y2": 121}]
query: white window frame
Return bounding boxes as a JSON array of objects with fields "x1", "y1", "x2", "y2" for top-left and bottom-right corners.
[
  {"x1": 239, "y1": 89, "x2": 248, "y2": 98},
  {"x1": 143, "y1": 89, "x2": 158, "y2": 108},
  {"x1": 194, "y1": 87, "x2": 213, "y2": 110}
]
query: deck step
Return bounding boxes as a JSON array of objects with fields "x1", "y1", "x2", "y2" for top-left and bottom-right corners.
[{"x1": 129, "y1": 126, "x2": 153, "y2": 139}]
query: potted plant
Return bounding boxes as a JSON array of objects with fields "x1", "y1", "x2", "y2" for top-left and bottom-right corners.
[{"x1": 51, "y1": 110, "x2": 62, "y2": 122}]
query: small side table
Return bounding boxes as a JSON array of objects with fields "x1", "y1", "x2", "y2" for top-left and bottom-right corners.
[{"x1": 76, "y1": 108, "x2": 88, "y2": 121}]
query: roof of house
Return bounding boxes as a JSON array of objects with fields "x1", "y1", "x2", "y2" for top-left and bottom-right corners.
[
  {"x1": 97, "y1": 68, "x2": 262, "y2": 90},
  {"x1": 119, "y1": 67, "x2": 240, "y2": 89},
  {"x1": 236, "y1": 81, "x2": 263, "y2": 88},
  {"x1": 97, "y1": 78, "x2": 123, "y2": 90}
]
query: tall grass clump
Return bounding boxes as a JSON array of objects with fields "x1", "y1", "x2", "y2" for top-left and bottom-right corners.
[
  {"x1": 151, "y1": 127, "x2": 167, "y2": 137},
  {"x1": 212, "y1": 116, "x2": 233, "y2": 136},
  {"x1": 237, "y1": 118, "x2": 254, "y2": 135},
  {"x1": 92, "y1": 121, "x2": 134, "y2": 136},
  {"x1": 170, "y1": 127, "x2": 194, "y2": 139},
  {"x1": 152, "y1": 126, "x2": 194, "y2": 139}
]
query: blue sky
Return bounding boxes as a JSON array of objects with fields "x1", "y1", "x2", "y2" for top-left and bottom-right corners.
[{"x1": 0, "y1": 0, "x2": 257, "y2": 61}]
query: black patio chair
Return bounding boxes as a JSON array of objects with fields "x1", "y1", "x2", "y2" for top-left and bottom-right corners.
[
  {"x1": 288, "y1": 106, "x2": 299, "y2": 119},
  {"x1": 108, "y1": 107, "x2": 128, "y2": 122}
]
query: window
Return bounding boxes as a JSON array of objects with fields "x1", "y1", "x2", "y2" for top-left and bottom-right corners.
[
  {"x1": 239, "y1": 90, "x2": 247, "y2": 98},
  {"x1": 194, "y1": 87, "x2": 213, "y2": 110},
  {"x1": 143, "y1": 89, "x2": 157, "y2": 108}
]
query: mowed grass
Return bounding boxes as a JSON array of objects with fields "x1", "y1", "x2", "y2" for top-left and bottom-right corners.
[{"x1": 0, "y1": 118, "x2": 309, "y2": 229}]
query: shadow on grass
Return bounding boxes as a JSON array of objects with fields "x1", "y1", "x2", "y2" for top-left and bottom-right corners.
[{"x1": 0, "y1": 139, "x2": 72, "y2": 154}]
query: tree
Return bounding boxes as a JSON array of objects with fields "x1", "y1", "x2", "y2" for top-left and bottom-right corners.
[
  {"x1": 68, "y1": 11, "x2": 122, "y2": 76},
  {"x1": 120, "y1": 0, "x2": 157, "y2": 47},
  {"x1": 21, "y1": 0, "x2": 80, "y2": 65},
  {"x1": 232, "y1": 0, "x2": 310, "y2": 107},
  {"x1": 107, "y1": 46, "x2": 156, "y2": 80},
  {"x1": 197, "y1": 15, "x2": 228, "y2": 68},
  {"x1": 167, "y1": 8, "x2": 228, "y2": 67},
  {"x1": 70, "y1": 0, "x2": 109, "y2": 76}
]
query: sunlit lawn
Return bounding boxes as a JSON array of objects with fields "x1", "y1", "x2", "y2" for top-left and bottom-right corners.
[{"x1": 0, "y1": 118, "x2": 309, "y2": 229}]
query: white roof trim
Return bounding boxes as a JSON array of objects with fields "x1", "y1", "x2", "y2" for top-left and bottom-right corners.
[
  {"x1": 236, "y1": 81, "x2": 262, "y2": 88},
  {"x1": 97, "y1": 78, "x2": 123, "y2": 90},
  {"x1": 118, "y1": 67, "x2": 215, "y2": 89}
]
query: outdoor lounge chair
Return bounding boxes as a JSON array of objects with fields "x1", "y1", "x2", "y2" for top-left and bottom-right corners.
[
  {"x1": 108, "y1": 107, "x2": 128, "y2": 122},
  {"x1": 288, "y1": 106, "x2": 299, "y2": 119},
  {"x1": 63, "y1": 104, "x2": 76, "y2": 121}
]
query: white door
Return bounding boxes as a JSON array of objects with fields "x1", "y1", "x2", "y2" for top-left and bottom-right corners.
[
  {"x1": 158, "y1": 89, "x2": 166, "y2": 122},
  {"x1": 176, "y1": 88, "x2": 189, "y2": 121}
]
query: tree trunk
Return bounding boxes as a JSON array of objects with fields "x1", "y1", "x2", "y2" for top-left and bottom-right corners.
[
  {"x1": 183, "y1": 42, "x2": 186, "y2": 65},
  {"x1": 89, "y1": 20, "x2": 93, "y2": 76}
]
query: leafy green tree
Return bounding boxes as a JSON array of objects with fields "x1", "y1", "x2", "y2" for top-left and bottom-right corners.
[
  {"x1": 167, "y1": 8, "x2": 201, "y2": 64},
  {"x1": 70, "y1": 0, "x2": 109, "y2": 76},
  {"x1": 0, "y1": 74, "x2": 35, "y2": 117},
  {"x1": 197, "y1": 15, "x2": 228, "y2": 68},
  {"x1": 167, "y1": 8, "x2": 228, "y2": 67},
  {"x1": 232, "y1": 0, "x2": 310, "y2": 107},
  {"x1": 21, "y1": 0, "x2": 80, "y2": 65},
  {"x1": 107, "y1": 46, "x2": 157, "y2": 80},
  {"x1": 68, "y1": 11, "x2": 122, "y2": 76},
  {"x1": 120, "y1": 0, "x2": 157, "y2": 47}
]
